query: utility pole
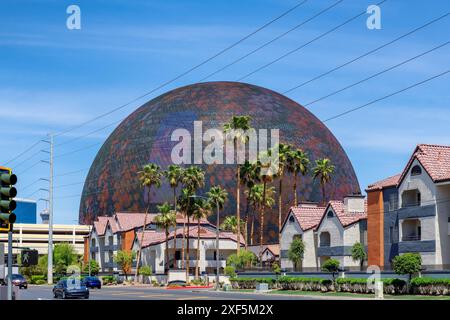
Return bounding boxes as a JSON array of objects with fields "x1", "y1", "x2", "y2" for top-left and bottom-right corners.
[{"x1": 42, "y1": 134, "x2": 54, "y2": 285}]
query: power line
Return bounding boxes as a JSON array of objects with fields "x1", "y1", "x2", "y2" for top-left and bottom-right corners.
[
  {"x1": 199, "y1": 0, "x2": 343, "y2": 82},
  {"x1": 3, "y1": 139, "x2": 42, "y2": 165},
  {"x1": 16, "y1": 160, "x2": 44, "y2": 175},
  {"x1": 322, "y1": 69, "x2": 450, "y2": 122},
  {"x1": 283, "y1": 12, "x2": 450, "y2": 94},
  {"x1": 237, "y1": 0, "x2": 388, "y2": 81},
  {"x1": 304, "y1": 40, "x2": 450, "y2": 107},
  {"x1": 53, "y1": 1, "x2": 307, "y2": 138},
  {"x1": 55, "y1": 167, "x2": 90, "y2": 177}
]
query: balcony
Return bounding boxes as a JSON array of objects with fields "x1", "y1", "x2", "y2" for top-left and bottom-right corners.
[
  {"x1": 401, "y1": 235, "x2": 421, "y2": 242},
  {"x1": 397, "y1": 204, "x2": 435, "y2": 220},
  {"x1": 103, "y1": 244, "x2": 119, "y2": 251},
  {"x1": 398, "y1": 240, "x2": 435, "y2": 253},
  {"x1": 317, "y1": 246, "x2": 352, "y2": 257}
]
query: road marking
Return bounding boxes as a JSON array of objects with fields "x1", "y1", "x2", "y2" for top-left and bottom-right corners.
[
  {"x1": 176, "y1": 296, "x2": 210, "y2": 300},
  {"x1": 110, "y1": 291, "x2": 147, "y2": 296},
  {"x1": 138, "y1": 294, "x2": 175, "y2": 298}
]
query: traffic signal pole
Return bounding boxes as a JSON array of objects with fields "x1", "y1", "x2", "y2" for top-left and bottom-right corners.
[{"x1": 7, "y1": 228, "x2": 12, "y2": 300}]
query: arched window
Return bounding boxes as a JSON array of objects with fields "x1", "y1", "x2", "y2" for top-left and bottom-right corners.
[
  {"x1": 411, "y1": 165, "x2": 422, "y2": 176},
  {"x1": 289, "y1": 215, "x2": 295, "y2": 223},
  {"x1": 327, "y1": 211, "x2": 333, "y2": 218}
]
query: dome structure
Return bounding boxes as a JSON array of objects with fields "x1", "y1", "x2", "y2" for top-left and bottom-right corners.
[{"x1": 79, "y1": 81, "x2": 360, "y2": 240}]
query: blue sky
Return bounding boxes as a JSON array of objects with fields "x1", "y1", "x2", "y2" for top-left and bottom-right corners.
[{"x1": 1, "y1": 0, "x2": 449, "y2": 224}]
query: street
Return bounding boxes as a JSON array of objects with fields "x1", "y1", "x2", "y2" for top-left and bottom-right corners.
[{"x1": 16, "y1": 285, "x2": 335, "y2": 300}]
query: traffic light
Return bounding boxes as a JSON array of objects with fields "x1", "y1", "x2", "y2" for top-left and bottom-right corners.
[{"x1": 0, "y1": 166, "x2": 17, "y2": 231}]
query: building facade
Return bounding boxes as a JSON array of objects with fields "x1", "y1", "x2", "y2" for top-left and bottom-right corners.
[
  {"x1": 280, "y1": 196, "x2": 367, "y2": 271},
  {"x1": 367, "y1": 144, "x2": 450, "y2": 270}
]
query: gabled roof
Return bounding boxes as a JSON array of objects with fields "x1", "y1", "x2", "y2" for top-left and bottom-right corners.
[
  {"x1": 115, "y1": 212, "x2": 157, "y2": 232},
  {"x1": 399, "y1": 144, "x2": 450, "y2": 185},
  {"x1": 135, "y1": 226, "x2": 245, "y2": 248},
  {"x1": 366, "y1": 174, "x2": 401, "y2": 191},
  {"x1": 281, "y1": 204, "x2": 326, "y2": 233},
  {"x1": 325, "y1": 200, "x2": 367, "y2": 227}
]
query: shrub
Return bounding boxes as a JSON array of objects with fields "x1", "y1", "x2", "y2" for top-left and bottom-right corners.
[
  {"x1": 410, "y1": 277, "x2": 450, "y2": 295},
  {"x1": 272, "y1": 263, "x2": 281, "y2": 275},
  {"x1": 278, "y1": 277, "x2": 332, "y2": 292},
  {"x1": 190, "y1": 279, "x2": 205, "y2": 286},
  {"x1": 224, "y1": 266, "x2": 236, "y2": 278},
  {"x1": 30, "y1": 275, "x2": 46, "y2": 284},
  {"x1": 226, "y1": 250, "x2": 257, "y2": 269},
  {"x1": 229, "y1": 278, "x2": 275, "y2": 289},
  {"x1": 288, "y1": 238, "x2": 305, "y2": 270},
  {"x1": 35, "y1": 280, "x2": 46, "y2": 285},
  {"x1": 139, "y1": 265, "x2": 152, "y2": 276},
  {"x1": 83, "y1": 260, "x2": 100, "y2": 275},
  {"x1": 101, "y1": 275, "x2": 115, "y2": 285},
  {"x1": 335, "y1": 278, "x2": 407, "y2": 295}
]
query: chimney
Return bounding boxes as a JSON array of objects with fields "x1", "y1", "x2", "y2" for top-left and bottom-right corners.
[{"x1": 344, "y1": 193, "x2": 365, "y2": 213}]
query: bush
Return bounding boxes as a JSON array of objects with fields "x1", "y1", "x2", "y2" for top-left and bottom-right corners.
[
  {"x1": 410, "y1": 277, "x2": 450, "y2": 295},
  {"x1": 35, "y1": 280, "x2": 46, "y2": 285},
  {"x1": 226, "y1": 250, "x2": 257, "y2": 269},
  {"x1": 278, "y1": 277, "x2": 332, "y2": 292},
  {"x1": 30, "y1": 275, "x2": 46, "y2": 284},
  {"x1": 272, "y1": 263, "x2": 281, "y2": 275},
  {"x1": 335, "y1": 278, "x2": 407, "y2": 295},
  {"x1": 139, "y1": 265, "x2": 152, "y2": 276},
  {"x1": 393, "y1": 253, "x2": 422, "y2": 281},
  {"x1": 190, "y1": 279, "x2": 205, "y2": 286},
  {"x1": 224, "y1": 266, "x2": 236, "y2": 278},
  {"x1": 229, "y1": 278, "x2": 275, "y2": 290},
  {"x1": 83, "y1": 260, "x2": 100, "y2": 275},
  {"x1": 101, "y1": 275, "x2": 116, "y2": 285}
]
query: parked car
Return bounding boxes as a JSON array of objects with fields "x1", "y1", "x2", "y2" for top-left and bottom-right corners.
[
  {"x1": 11, "y1": 274, "x2": 28, "y2": 289},
  {"x1": 53, "y1": 279, "x2": 89, "y2": 299},
  {"x1": 83, "y1": 276, "x2": 101, "y2": 289}
]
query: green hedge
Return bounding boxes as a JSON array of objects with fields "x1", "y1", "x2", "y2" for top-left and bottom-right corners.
[
  {"x1": 30, "y1": 275, "x2": 46, "y2": 284},
  {"x1": 229, "y1": 278, "x2": 275, "y2": 289},
  {"x1": 410, "y1": 277, "x2": 450, "y2": 295},
  {"x1": 335, "y1": 278, "x2": 407, "y2": 295}
]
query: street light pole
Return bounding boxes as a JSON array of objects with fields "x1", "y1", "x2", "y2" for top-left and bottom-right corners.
[
  {"x1": 88, "y1": 224, "x2": 91, "y2": 277},
  {"x1": 215, "y1": 198, "x2": 220, "y2": 290}
]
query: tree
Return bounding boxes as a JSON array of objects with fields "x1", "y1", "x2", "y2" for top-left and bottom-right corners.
[
  {"x1": 135, "y1": 163, "x2": 163, "y2": 281},
  {"x1": 321, "y1": 258, "x2": 340, "y2": 284},
  {"x1": 53, "y1": 243, "x2": 78, "y2": 275},
  {"x1": 287, "y1": 148, "x2": 309, "y2": 205},
  {"x1": 287, "y1": 237, "x2": 305, "y2": 271},
  {"x1": 220, "y1": 216, "x2": 245, "y2": 234},
  {"x1": 275, "y1": 143, "x2": 292, "y2": 242},
  {"x1": 351, "y1": 242, "x2": 367, "y2": 271},
  {"x1": 164, "y1": 165, "x2": 184, "y2": 210},
  {"x1": 192, "y1": 198, "x2": 211, "y2": 279},
  {"x1": 114, "y1": 250, "x2": 135, "y2": 281},
  {"x1": 393, "y1": 253, "x2": 422, "y2": 282},
  {"x1": 226, "y1": 250, "x2": 257, "y2": 269},
  {"x1": 224, "y1": 115, "x2": 253, "y2": 254},
  {"x1": 239, "y1": 160, "x2": 259, "y2": 249},
  {"x1": 180, "y1": 166, "x2": 205, "y2": 279},
  {"x1": 83, "y1": 260, "x2": 100, "y2": 275},
  {"x1": 155, "y1": 202, "x2": 177, "y2": 273},
  {"x1": 245, "y1": 184, "x2": 263, "y2": 246},
  {"x1": 313, "y1": 158, "x2": 335, "y2": 204}
]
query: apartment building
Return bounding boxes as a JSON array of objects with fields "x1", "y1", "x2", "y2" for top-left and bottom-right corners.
[
  {"x1": 367, "y1": 144, "x2": 450, "y2": 270},
  {"x1": 280, "y1": 196, "x2": 367, "y2": 271}
]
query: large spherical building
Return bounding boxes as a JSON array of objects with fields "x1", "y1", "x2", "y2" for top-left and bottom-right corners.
[{"x1": 79, "y1": 82, "x2": 360, "y2": 240}]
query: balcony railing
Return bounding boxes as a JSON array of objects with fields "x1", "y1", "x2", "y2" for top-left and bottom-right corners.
[
  {"x1": 319, "y1": 242, "x2": 331, "y2": 247},
  {"x1": 401, "y1": 235, "x2": 421, "y2": 242}
]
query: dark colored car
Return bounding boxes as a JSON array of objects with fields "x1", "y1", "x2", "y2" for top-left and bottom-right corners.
[
  {"x1": 11, "y1": 274, "x2": 28, "y2": 289},
  {"x1": 83, "y1": 276, "x2": 101, "y2": 289},
  {"x1": 53, "y1": 279, "x2": 89, "y2": 299}
]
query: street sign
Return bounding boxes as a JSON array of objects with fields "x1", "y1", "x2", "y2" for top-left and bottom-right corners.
[{"x1": 21, "y1": 249, "x2": 38, "y2": 267}]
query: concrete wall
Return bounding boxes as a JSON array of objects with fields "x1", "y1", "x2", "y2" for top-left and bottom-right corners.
[{"x1": 435, "y1": 183, "x2": 450, "y2": 267}]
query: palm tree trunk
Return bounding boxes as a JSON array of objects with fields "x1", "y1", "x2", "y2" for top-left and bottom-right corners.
[
  {"x1": 186, "y1": 199, "x2": 191, "y2": 281},
  {"x1": 260, "y1": 182, "x2": 266, "y2": 266},
  {"x1": 236, "y1": 164, "x2": 241, "y2": 254},
  {"x1": 250, "y1": 207, "x2": 255, "y2": 246},
  {"x1": 293, "y1": 171, "x2": 298, "y2": 205},
  {"x1": 321, "y1": 182, "x2": 326, "y2": 205},
  {"x1": 165, "y1": 228, "x2": 169, "y2": 274},
  {"x1": 182, "y1": 219, "x2": 185, "y2": 270},
  {"x1": 135, "y1": 189, "x2": 151, "y2": 282},
  {"x1": 172, "y1": 227, "x2": 177, "y2": 270},
  {"x1": 278, "y1": 175, "x2": 283, "y2": 242},
  {"x1": 195, "y1": 219, "x2": 200, "y2": 279}
]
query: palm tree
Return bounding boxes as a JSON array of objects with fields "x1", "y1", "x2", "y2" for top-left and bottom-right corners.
[
  {"x1": 192, "y1": 198, "x2": 211, "y2": 279},
  {"x1": 275, "y1": 143, "x2": 292, "y2": 241},
  {"x1": 178, "y1": 188, "x2": 192, "y2": 271},
  {"x1": 155, "y1": 202, "x2": 177, "y2": 273},
  {"x1": 135, "y1": 163, "x2": 162, "y2": 281},
  {"x1": 164, "y1": 165, "x2": 184, "y2": 210},
  {"x1": 313, "y1": 158, "x2": 335, "y2": 204},
  {"x1": 207, "y1": 185, "x2": 228, "y2": 282},
  {"x1": 245, "y1": 184, "x2": 263, "y2": 245},
  {"x1": 287, "y1": 149, "x2": 310, "y2": 205},
  {"x1": 220, "y1": 216, "x2": 245, "y2": 234},
  {"x1": 224, "y1": 115, "x2": 252, "y2": 254},
  {"x1": 180, "y1": 166, "x2": 205, "y2": 279},
  {"x1": 239, "y1": 161, "x2": 259, "y2": 249}
]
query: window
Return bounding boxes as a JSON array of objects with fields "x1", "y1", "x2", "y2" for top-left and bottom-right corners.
[
  {"x1": 293, "y1": 234, "x2": 302, "y2": 241},
  {"x1": 327, "y1": 211, "x2": 333, "y2": 218},
  {"x1": 411, "y1": 165, "x2": 422, "y2": 176},
  {"x1": 289, "y1": 215, "x2": 295, "y2": 223}
]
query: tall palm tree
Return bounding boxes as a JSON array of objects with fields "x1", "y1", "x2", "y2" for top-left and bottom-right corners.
[
  {"x1": 239, "y1": 161, "x2": 259, "y2": 249},
  {"x1": 207, "y1": 185, "x2": 228, "y2": 279},
  {"x1": 135, "y1": 163, "x2": 162, "y2": 281},
  {"x1": 287, "y1": 149, "x2": 310, "y2": 205},
  {"x1": 220, "y1": 216, "x2": 245, "y2": 234},
  {"x1": 245, "y1": 184, "x2": 263, "y2": 246},
  {"x1": 313, "y1": 158, "x2": 335, "y2": 204},
  {"x1": 178, "y1": 188, "x2": 192, "y2": 271},
  {"x1": 192, "y1": 198, "x2": 211, "y2": 279},
  {"x1": 164, "y1": 165, "x2": 184, "y2": 210},
  {"x1": 275, "y1": 143, "x2": 292, "y2": 241},
  {"x1": 155, "y1": 202, "x2": 177, "y2": 273},
  {"x1": 223, "y1": 115, "x2": 252, "y2": 254},
  {"x1": 180, "y1": 166, "x2": 205, "y2": 279}
]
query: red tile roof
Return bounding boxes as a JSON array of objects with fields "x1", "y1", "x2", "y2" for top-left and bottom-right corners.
[
  {"x1": 136, "y1": 226, "x2": 245, "y2": 248},
  {"x1": 366, "y1": 174, "x2": 401, "y2": 191},
  {"x1": 288, "y1": 204, "x2": 326, "y2": 231},
  {"x1": 327, "y1": 200, "x2": 367, "y2": 227},
  {"x1": 400, "y1": 144, "x2": 450, "y2": 184},
  {"x1": 115, "y1": 212, "x2": 157, "y2": 232},
  {"x1": 248, "y1": 244, "x2": 280, "y2": 257}
]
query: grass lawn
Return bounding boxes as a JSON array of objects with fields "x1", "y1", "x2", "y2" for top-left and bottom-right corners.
[{"x1": 231, "y1": 289, "x2": 450, "y2": 300}]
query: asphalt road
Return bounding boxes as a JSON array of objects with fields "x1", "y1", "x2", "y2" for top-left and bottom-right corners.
[{"x1": 16, "y1": 285, "x2": 328, "y2": 300}]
